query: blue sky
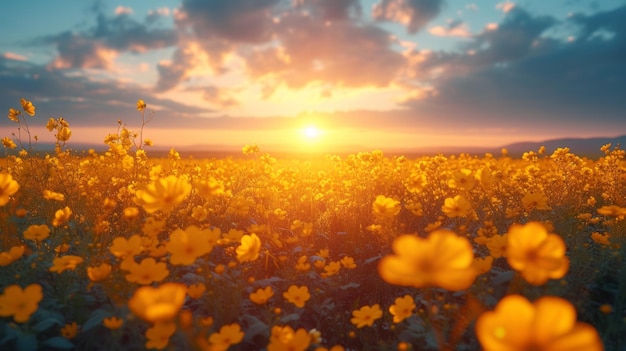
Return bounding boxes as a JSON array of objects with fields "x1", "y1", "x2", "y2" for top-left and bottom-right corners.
[{"x1": 1, "y1": 0, "x2": 625, "y2": 151}]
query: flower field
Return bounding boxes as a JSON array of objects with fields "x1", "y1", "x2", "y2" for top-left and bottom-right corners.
[{"x1": 1, "y1": 99, "x2": 625, "y2": 350}]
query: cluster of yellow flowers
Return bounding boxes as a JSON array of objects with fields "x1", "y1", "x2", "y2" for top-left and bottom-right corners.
[{"x1": 1, "y1": 98, "x2": 624, "y2": 350}]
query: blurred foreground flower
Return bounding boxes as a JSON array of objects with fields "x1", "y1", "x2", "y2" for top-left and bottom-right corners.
[
  {"x1": 0, "y1": 245, "x2": 25, "y2": 266},
  {"x1": 378, "y1": 230, "x2": 477, "y2": 291},
  {"x1": 268, "y1": 326, "x2": 311, "y2": 351},
  {"x1": 506, "y1": 222, "x2": 569, "y2": 285},
  {"x1": 0, "y1": 173, "x2": 20, "y2": 206},
  {"x1": 476, "y1": 294, "x2": 603, "y2": 351},
  {"x1": 145, "y1": 321, "x2": 176, "y2": 350},
  {"x1": 128, "y1": 283, "x2": 186, "y2": 323},
  {"x1": 135, "y1": 175, "x2": 191, "y2": 214},
  {"x1": 0, "y1": 284, "x2": 43, "y2": 323}
]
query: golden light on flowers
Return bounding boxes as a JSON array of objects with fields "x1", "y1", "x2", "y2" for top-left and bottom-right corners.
[
  {"x1": 0, "y1": 284, "x2": 43, "y2": 323},
  {"x1": 268, "y1": 325, "x2": 311, "y2": 351},
  {"x1": 20, "y1": 98, "x2": 36, "y2": 116},
  {"x1": 23, "y1": 224, "x2": 51, "y2": 241},
  {"x1": 506, "y1": 222, "x2": 569, "y2": 286},
  {"x1": 283, "y1": 285, "x2": 311, "y2": 308},
  {"x1": 49, "y1": 255, "x2": 84, "y2": 273},
  {"x1": 123, "y1": 257, "x2": 169, "y2": 285},
  {"x1": 0, "y1": 173, "x2": 20, "y2": 206},
  {"x1": 136, "y1": 99, "x2": 147, "y2": 112},
  {"x1": 389, "y1": 295, "x2": 416, "y2": 323},
  {"x1": 378, "y1": 230, "x2": 477, "y2": 291},
  {"x1": 350, "y1": 304, "x2": 383, "y2": 328},
  {"x1": 476, "y1": 294, "x2": 603, "y2": 351},
  {"x1": 372, "y1": 195, "x2": 401, "y2": 219},
  {"x1": 441, "y1": 195, "x2": 472, "y2": 218},
  {"x1": 250, "y1": 286, "x2": 275, "y2": 304},
  {"x1": 52, "y1": 206, "x2": 72, "y2": 227},
  {"x1": 110, "y1": 234, "x2": 144, "y2": 259},
  {"x1": 208, "y1": 323, "x2": 245, "y2": 351},
  {"x1": 166, "y1": 225, "x2": 216, "y2": 265},
  {"x1": 134, "y1": 175, "x2": 191, "y2": 214},
  {"x1": 103, "y1": 316, "x2": 124, "y2": 330},
  {"x1": 236, "y1": 233, "x2": 261, "y2": 263},
  {"x1": 128, "y1": 283, "x2": 186, "y2": 323},
  {"x1": 145, "y1": 321, "x2": 177, "y2": 350},
  {"x1": 0, "y1": 246, "x2": 25, "y2": 266},
  {"x1": 87, "y1": 263, "x2": 112, "y2": 282}
]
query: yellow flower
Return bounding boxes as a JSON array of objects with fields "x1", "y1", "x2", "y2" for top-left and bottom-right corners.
[
  {"x1": 0, "y1": 284, "x2": 43, "y2": 323},
  {"x1": 103, "y1": 316, "x2": 124, "y2": 330},
  {"x1": 123, "y1": 257, "x2": 169, "y2": 285},
  {"x1": 250, "y1": 286, "x2": 274, "y2": 304},
  {"x1": 236, "y1": 233, "x2": 261, "y2": 263},
  {"x1": 49, "y1": 255, "x2": 84, "y2": 273},
  {"x1": 441, "y1": 195, "x2": 472, "y2": 218},
  {"x1": 2, "y1": 137, "x2": 16, "y2": 149},
  {"x1": 283, "y1": 285, "x2": 310, "y2": 308},
  {"x1": 378, "y1": 230, "x2": 477, "y2": 291},
  {"x1": 20, "y1": 98, "x2": 36, "y2": 116},
  {"x1": 8, "y1": 107, "x2": 20, "y2": 122},
  {"x1": 110, "y1": 234, "x2": 143, "y2": 259},
  {"x1": 0, "y1": 245, "x2": 25, "y2": 266},
  {"x1": 135, "y1": 175, "x2": 191, "y2": 214},
  {"x1": 591, "y1": 232, "x2": 610, "y2": 246},
  {"x1": 476, "y1": 294, "x2": 603, "y2": 351},
  {"x1": 136, "y1": 99, "x2": 147, "y2": 112},
  {"x1": 295, "y1": 256, "x2": 311, "y2": 272},
  {"x1": 23, "y1": 224, "x2": 50, "y2": 241},
  {"x1": 323, "y1": 261, "x2": 341, "y2": 277},
  {"x1": 208, "y1": 323, "x2": 244, "y2": 351},
  {"x1": 521, "y1": 191, "x2": 551, "y2": 212},
  {"x1": 52, "y1": 206, "x2": 72, "y2": 227},
  {"x1": 166, "y1": 225, "x2": 215, "y2": 265},
  {"x1": 350, "y1": 304, "x2": 383, "y2": 328},
  {"x1": 0, "y1": 173, "x2": 20, "y2": 206},
  {"x1": 186, "y1": 283, "x2": 206, "y2": 299},
  {"x1": 372, "y1": 195, "x2": 401, "y2": 219},
  {"x1": 340, "y1": 256, "x2": 356, "y2": 269},
  {"x1": 472, "y1": 256, "x2": 494, "y2": 275},
  {"x1": 389, "y1": 295, "x2": 416, "y2": 323},
  {"x1": 145, "y1": 321, "x2": 176, "y2": 350},
  {"x1": 128, "y1": 283, "x2": 186, "y2": 323},
  {"x1": 448, "y1": 169, "x2": 476, "y2": 189},
  {"x1": 506, "y1": 222, "x2": 569, "y2": 286},
  {"x1": 57, "y1": 126, "x2": 72, "y2": 142},
  {"x1": 87, "y1": 263, "x2": 112, "y2": 282},
  {"x1": 485, "y1": 234, "x2": 508, "y2": 258},
  {"x1": 43, "y1": 189, "x2": 65, "y2": 201},
  {"x1": 597, "y1": 205, "x2": 626, "y2": 219},
  {"x1": 268, "y1": 326, "x2": 311, "y2": 351},
  {"x1": 61, "y1": 322, "x2": 79, "y2": 339}
]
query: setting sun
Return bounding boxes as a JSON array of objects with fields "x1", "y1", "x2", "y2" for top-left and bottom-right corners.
[{"x1": 302, "y1": 126, "x2": 321, "y2": 140}]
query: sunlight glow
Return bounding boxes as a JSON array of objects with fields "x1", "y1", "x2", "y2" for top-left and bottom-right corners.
[{"x1": 302, "y1": 126, "x2": 321, "y2": 140}]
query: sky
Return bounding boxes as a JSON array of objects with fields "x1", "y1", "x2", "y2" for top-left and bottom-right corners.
[{"x1": 1, "y1": 0, "x2": 625, "y2": 152}]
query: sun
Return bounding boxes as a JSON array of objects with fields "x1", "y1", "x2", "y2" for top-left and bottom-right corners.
[{"x1": 302, "y1": 126, "x2": 321, "y2": 140}]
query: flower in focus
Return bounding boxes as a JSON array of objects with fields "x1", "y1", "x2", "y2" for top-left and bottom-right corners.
[
  {"x1": 0, "y1": 173, "x2": 20, "y2": 206},
  {"x1": 283, "y1": 285, "x2": 310, "y2": 308},
  {"x1": 340, "y1": 256, "x2": 356, "y2": 269},
  {"x1": 295, "y1": 256, "x2": 311, "y2": 272},
  {"x1": 23, "y1": 224, "x2": 50, "y2": 241},
  {"x1": 110, "y1": 235, "x2": 143, "y2": 259},
  {"x1": 506, "y1": 222, "x2": 569, "y2": 286},
  {"x1": 166, "y1": 225, "x2": 215, "y2": 265},
  {"x1": 123, "y1": 257, "x2": 169, "y2": 285},
  {"x1": 49, "y1": 255, "x2": 84, "y2": 273},
  {"x1": 61, "y1": 322, "x2": 79, "y2": 339},
  {"x1": 2, "y1": 137, "x2": 16, "y2": 149},
  {"x1": 378, "y1": 230, "x2": 477, "y2": 291},
  {"x1": 52, "y1": 206, "x2": 72, "y2": 227},
  {"x1": 145, "y1": 321, "x2": 176, "y2": 350},
  {"x1": 441, "y1": 195, "x2": 472, "y2": 218},
  {"x1": 137, "y1": 99, "x2": 147, "y2": 112},
  {"x1": 208, "y1": 323, "x2": 244, "y2": 351},
  {"x1": 476, "y1": 294, "x2": 603, "y2": 351},
  {"x1": 389, "y1": 295, "x2": 416, "y2": 323},
  {"x1": 0, "y1": 246, "x2": 25, "y2": 266},
  {"x1": 0, "y1": 284, "x2": 43, "y2": 323},
  {"x1": 250, "y1": 286, "x2": 274, "y2": 304},
  {"x1": 103, "y1": 316, "x2": 124, "y2": 330},
  {"x1": 20, "y1": 98, "x2": 36, "y2": 116},
  {"x1": 8, "y1": 108, "x2": 20, "y2": 122},
  {"x1": 372, "y1": 195, "x2": 401, "y2": 219},
  {"x1": 351, "y1": 304, "x2": 383, "y2": 328},
  {"x1": 268, "y1": 325, "x2": 311, "y2": 351},
  {"x1": 128, "y1": 283, "x2": 186, "y2": 323},
  {"x1": 521, "y1": 191, "x2": 551, "y2": 212},
  {"x1": 236, "y1": 233, "x2": 261, "y2": 263},
  {"x1": 448, "y1": 169, "x2": 476, "y2": 189},
  {"x1": 87, "y1": 263, "x2": 112, "y2": 282},
  {"x1": 134, "y1": 175, "x2": 191, "y2": 214}
]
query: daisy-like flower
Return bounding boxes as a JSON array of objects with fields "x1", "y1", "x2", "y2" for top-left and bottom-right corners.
[
  {"x1": 208, "y1": 323, "x2": 244, "y2": 351},
  {"x1": 267, "y1": 326, "x2": 311, "y2": 351},
  {"x1": 23, "y1": 224, "x2": 50, "y2": 241},
  {"x1": 378, "y1": 230, "x2": 477, "y2": 291},
  {"x1": 123, "y1": 257, "x2": 169, "y2": 285},
  {"x1": 87, "y1": 263, "x2": 112, "y2": 282},
  {"x1": 0, "y1": 246, "x2": 25, "y2": 266},
  {"x1": 441, "y1": 195, "x2": 472, "y2": 218},
  {"x1": 389, "y1": 295, "x2": 416, "y2": 323},
  {"x1": 166, "y1": 225, "x2": 215, "y2": 265},
  {"x1": 372, "y1": 195, "x2": 401, "y2": 219},
  {"x1": 20, "y1": 98, "x2": 36, "y2": 116},
  {"x1": 351, "y1": 304, "x2": 383, "y2": 328},
  {"x1": 134, "y1": 175, "x2": 191, "y2": 214},
  {"x1": 283, "y1": 285, "x2": 310, "y2": 308},
  {"x1": 0, "y1": 284, "x2": 43, "y2": 323},
  {"x1": 0, "y1": 173, "x2": 20, "y2": 206},
  {"x1": 128, "y1": 283, "x2": 186, "y2": 323},
  {"x1": 49, "y1": 255, "x2": 84, "y2": 273},
  {"x1": 476, "y1": 294, "x2": 603, "y2": 351},
  {"x1": 145, "y1": 321, "x2": 176, "y2": 350},
  {"x1": 250, "y1": 286, "x2": 274, "y2": 305},
  {"x1": 236, "y1": 233, "x2": 261, "y2": 263}
]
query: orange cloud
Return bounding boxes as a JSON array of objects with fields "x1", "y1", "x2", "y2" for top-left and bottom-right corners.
[{"x1": 3, "y1": 52, "x2": 27, "y2": 61}]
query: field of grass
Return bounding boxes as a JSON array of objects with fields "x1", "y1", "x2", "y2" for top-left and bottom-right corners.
[{"x1": 1, "y1": 99, "x2": 625, "y2": 350}]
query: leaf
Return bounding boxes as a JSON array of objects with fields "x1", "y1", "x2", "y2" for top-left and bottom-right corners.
[
  {"x1": 279, "y1": 313, "x2": 300, "y2": 324},
  {"x1": 82, "y1": 309, "x2": 109, "y2": 332},
  {"x1": 242, "y1": 315, "x2": 268, "y2": 343},
  {"x1": 16, "y1": 333, "x2": 37, "y2": 351},
  {"x1": 42, "y1": 337, "x2": 74, "y2": 349},
  {"x1": 32, "y1": 318, "x2": 63, "y2": 332},
  {"x1": 1, "y1": 323, "x2": 20, "y2": 344},
  {"x1": 363, "y1": 255, "x2": 382, "y2": 265},
  {"x1": 340, "y1": 282, "x2": 360, "y2": 290}
]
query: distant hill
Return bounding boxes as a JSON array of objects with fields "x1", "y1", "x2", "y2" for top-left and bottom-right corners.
[{"x1": 499, "y1": 135, "x2": 626, "y2": 158}]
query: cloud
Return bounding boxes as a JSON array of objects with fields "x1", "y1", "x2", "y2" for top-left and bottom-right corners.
[
  {"x1": 293, "y1": 0, "x2": 362, "y2": 21},
  {"x1": 496, "y1": 1, "x2": 516, "y2": 14},
  {"x1": 428, "y1": 20, "x2": 472, "y2": 37},
  {"x1": 372, "y1": 0, "x2": 445, "y2": 34},
  {"x1": 115, "y1": 6, "x2": 133, "y2": 15},
  {"x1": 2, "y1": 52, "x2": 28, "y2": 61}
]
